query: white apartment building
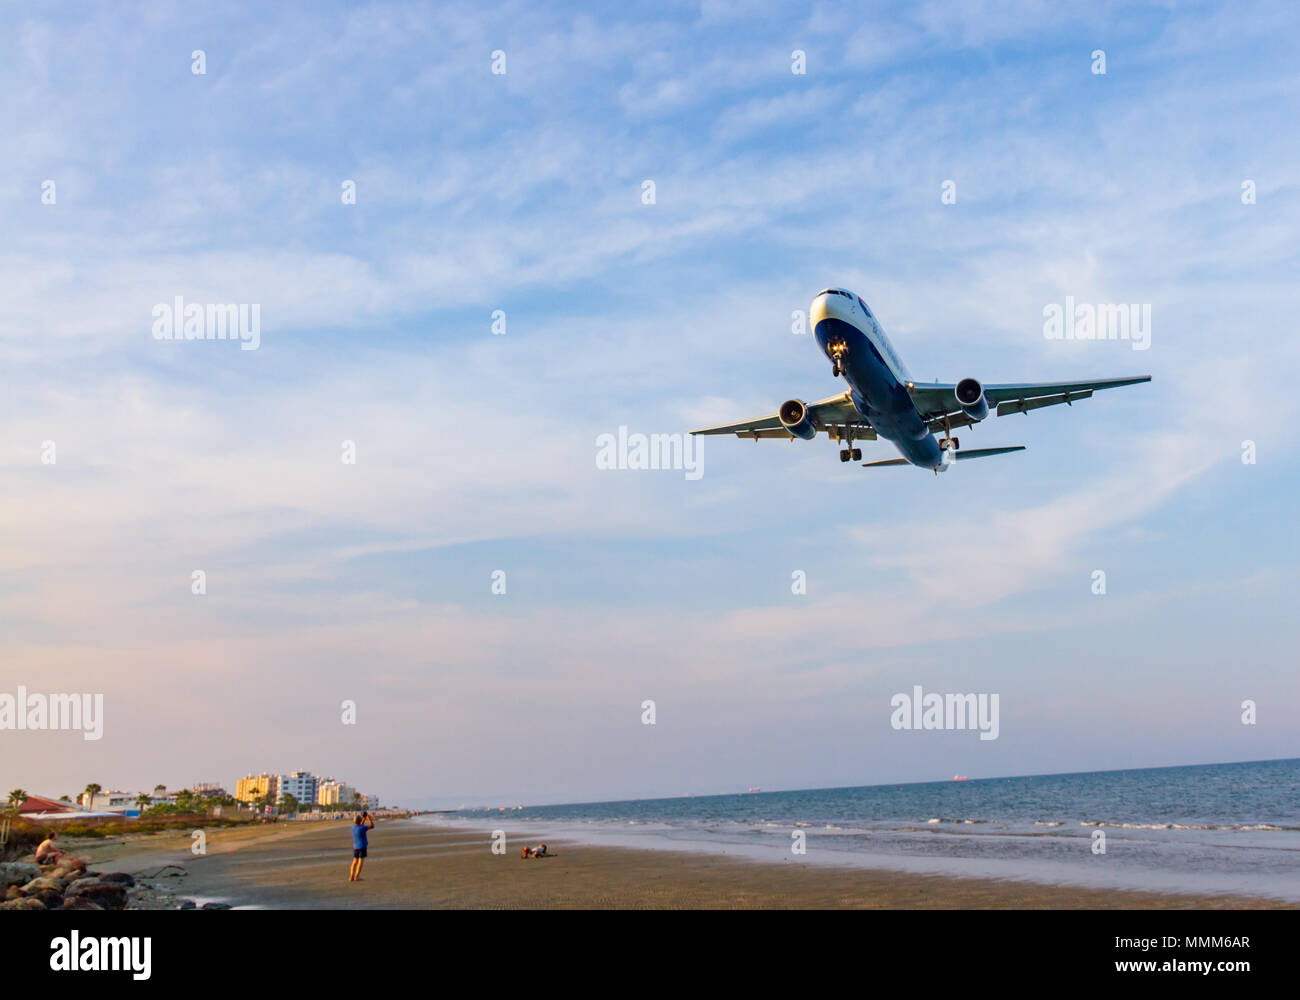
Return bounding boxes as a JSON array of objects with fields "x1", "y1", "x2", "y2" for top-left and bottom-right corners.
[
  {"x1": 279, "y1": 769, "x2": 318, "y2": 806},
  {"x1": 82, "y1": 790, "x2": 161, "y2": 812}
]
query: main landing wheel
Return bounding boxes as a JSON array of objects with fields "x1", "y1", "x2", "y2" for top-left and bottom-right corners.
[
  {"x1": 831, "y1": 363, "x2": 842, "y2": 377},
  {"x1": 852, "y1": 448, "x2": 862, "y2": 461},
  {"x1": 839, "y1": 449, "x2": 851, "y2": 462}
]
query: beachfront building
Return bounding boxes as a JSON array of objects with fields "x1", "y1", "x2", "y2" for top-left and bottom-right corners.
[
  {"x1": 15, "y1": 794, "x2": 84, "y2": 819},
  {"x1": 235, "y1": 772, "x2": 281, "y2": 804},
  {"x1": 84, "y1": 790, "x2": 145, "y2": 812},
  {"x1": 279, "y1": 769, "x2": 318, "y2": 806},
  {"x1": 191, "y1": 782, "x2": 228, "y2": 798},
  {"x1": 316, "y1": 779, "x2": 358, "y2": 806}
]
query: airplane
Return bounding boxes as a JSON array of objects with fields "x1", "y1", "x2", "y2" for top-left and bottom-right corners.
[{"x1": 690, "y1": 287, "x2": 1151, "y2": 473}]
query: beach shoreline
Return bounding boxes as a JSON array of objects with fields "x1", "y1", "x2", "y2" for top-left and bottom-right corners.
[{"x1": 64, "y1": 819, "x2": 1295, "y2": 910}]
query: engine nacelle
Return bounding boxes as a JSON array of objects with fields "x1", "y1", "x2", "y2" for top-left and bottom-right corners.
[
  {"x1": 955, "y1": 378, "x2": 988, "y2": 421},
  {"x1": 778, "y1": 399, "x2": 817, "y2": 440}
]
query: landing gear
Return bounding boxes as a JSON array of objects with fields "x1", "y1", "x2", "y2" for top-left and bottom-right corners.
[
  {"x1": 836, "y1": 425, "x2": 863, "y2": 463},
  {"x1": 938, "y1": 412, "x2": 960, "y2": 452},
  {"x1": 829, "y1": 341, "x2": 847, "y2": 378}
]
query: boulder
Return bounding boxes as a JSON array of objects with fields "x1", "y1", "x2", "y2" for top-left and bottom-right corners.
[
  {"x1": 201, "y1": 901, "x2": 232, "y2": 910},
  {"x1": 0, "y1": 897, "x2": 47, "y2": 910},
  {"x1": 61, "y1": 896, "x2": 104, "y2": 911},
  {"x1": 0, "y1": 862, "x2": 42, "y2": 888},
  {"x1": 21, "y1": 876, "x2": 66, "y2": 894},
  {"x1": 27, "y1": 888, "x2": 64, "y2": 908},
  {"x1": 4, "y1": 885, "x2": 24, "y2": 900},
  {"x1": 97, "y1": 871, "x2": 136, "y2": 887},
  {"x1": 64, "y1": 878, "x2": 128, "y2": 910},
  {"x1": 178, "y1": 899, "x2": 197, "y2": 909}
]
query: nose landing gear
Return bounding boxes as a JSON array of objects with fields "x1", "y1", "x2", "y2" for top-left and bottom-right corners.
[{"x1": 829, "y1": 342, "x2": 847, "y2": 378}]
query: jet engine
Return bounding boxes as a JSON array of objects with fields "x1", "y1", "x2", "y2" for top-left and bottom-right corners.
[
  {"x1": 955, "y1": 378, "x2": 989, "y2": 421},
  {"x1": 778, "y1": 399, "x2": 817, "y2": 440}
]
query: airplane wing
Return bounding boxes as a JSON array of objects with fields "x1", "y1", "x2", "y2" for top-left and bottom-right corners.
[
  {"x1": 689, "y1": 391, "x2": 878, "y2": 441},
  {"x1": 908, "y1": 375, "x2": 1150, "y2": 432}
]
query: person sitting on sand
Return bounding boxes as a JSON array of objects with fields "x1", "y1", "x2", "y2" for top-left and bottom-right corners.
[
  {"x1": 520, "y1": 843, "x2": 549, "y2": 858},
  {"x1": 35, "y1": 831, "x2": 86, "y2": 871},
  {"x1": 349, "y1": 811, "x2": 375, "y2": 882}
]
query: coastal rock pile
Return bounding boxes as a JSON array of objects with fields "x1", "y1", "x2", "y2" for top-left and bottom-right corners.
[{"x1": 0, "y1": 861, "x2": 137, "y2": 911}]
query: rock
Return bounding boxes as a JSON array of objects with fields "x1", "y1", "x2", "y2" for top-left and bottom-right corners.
[
  {"x1": 4, "y1": 885, "x2": 24, "y2": 900},
  {"x1": 178, "y1": 900, "x2": 196, "y2": 909},
  {"x1": 64, "y1": 878, "x2": 129, "y2": 910},
  {"x1": 27, "y1": 888, "x2": 64, "y2": 908},
  {"x1": 201, "y1": 901, "x2": 232, "y2": 910},
  {"x1": 97, "y1": 871, "x2": 136, "y2": 887},
  {"x1": 61, "y1": 896, "x2": 104, "y2": 910},
  {"x1": 0, "y1": 897, "x2": 47, "y2": 910},
  {"x1": 0, "y1": 862, "x2": 42, "y2": 888},
  {"x1": 21, "y1": 876, "x2": 66, "y2": 894}
]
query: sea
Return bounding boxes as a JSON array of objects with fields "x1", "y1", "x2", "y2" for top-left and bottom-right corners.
[{"x1": 419, "y1": 758, "x2": 1300, "y2": 901}]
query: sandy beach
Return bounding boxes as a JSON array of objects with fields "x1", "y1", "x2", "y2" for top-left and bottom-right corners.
[{"x1": 64, "y1": 819, "x2": 1292, "y2": 909}]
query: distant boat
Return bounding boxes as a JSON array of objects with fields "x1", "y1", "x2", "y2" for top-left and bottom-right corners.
[
  {"x1": 953, "y1": 775, "x2": 970, "y2": 781},
  {"x1": 747, "y1": 786, "x2": 761, "y2": 793}
]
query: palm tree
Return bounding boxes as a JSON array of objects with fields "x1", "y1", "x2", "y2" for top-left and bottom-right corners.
[
  {"x1": 82, "y1": 783, "x2": 102, "y2": 808},
  {"x1": 135, "y1": 793, "x2": 152, "y2": 811},
  {"x1": 6, "y1": 789, "x2": 26, "y2": 811},
  {"x1": 153, "y1": 784, "x2": 166, "y2": 797}
]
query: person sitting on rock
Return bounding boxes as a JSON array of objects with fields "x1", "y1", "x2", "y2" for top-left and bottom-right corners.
[{"x1": 34, "y1": 832, "x2": 86, "y2": 871}]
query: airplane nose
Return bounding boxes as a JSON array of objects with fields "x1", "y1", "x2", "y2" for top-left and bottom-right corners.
[{"x1": 810, "y1": 293, "x2": 831, "y2": 329}]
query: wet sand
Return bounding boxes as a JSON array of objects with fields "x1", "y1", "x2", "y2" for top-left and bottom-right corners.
[{"x1": 66, "y1": 819, "x2": 1292, "y2": 909}]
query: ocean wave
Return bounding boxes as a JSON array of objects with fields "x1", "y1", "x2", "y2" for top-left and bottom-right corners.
[{"x1": 1079, "y1": 821, "x2": 1292, "y2": 831}]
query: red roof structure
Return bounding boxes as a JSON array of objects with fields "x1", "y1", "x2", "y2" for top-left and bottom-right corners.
[{"x1": 15, "y1": 794, "x2": 79, "y2": 815}]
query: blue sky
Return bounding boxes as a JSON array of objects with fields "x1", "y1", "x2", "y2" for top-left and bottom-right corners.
[{"x1": 1, "y1": 1, "x2": 1297, "y2": 808}]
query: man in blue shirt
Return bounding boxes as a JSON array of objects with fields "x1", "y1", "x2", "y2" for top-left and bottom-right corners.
[{"x1": 349, "y1": 811, "x2": 375, "y2": 882}]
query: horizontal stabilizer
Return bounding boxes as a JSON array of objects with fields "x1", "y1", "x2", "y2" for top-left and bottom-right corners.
[
  {"x1": 860, "y1": 445, "x2": 1026, "y2": 468},
  {"x1": 953, "y1": 446, "x2": 1026, "y2": 461}
]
